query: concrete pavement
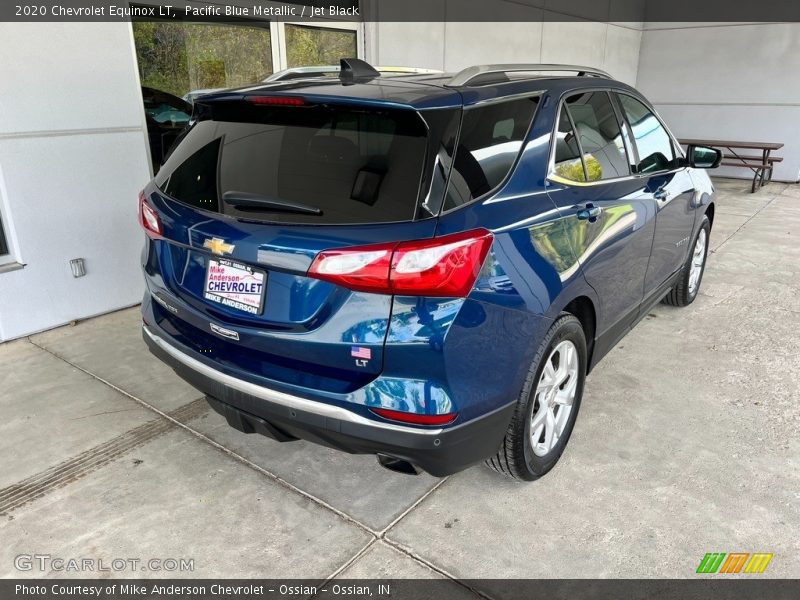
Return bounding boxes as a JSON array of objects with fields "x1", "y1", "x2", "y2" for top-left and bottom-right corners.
[{"x1": 1, "y1": 179, "x2": 798, "y2": 586}]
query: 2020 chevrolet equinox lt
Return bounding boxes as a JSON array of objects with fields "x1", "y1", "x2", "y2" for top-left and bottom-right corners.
[{"x1": 140, "y1": 59, "x2": 720, "y2": 480}]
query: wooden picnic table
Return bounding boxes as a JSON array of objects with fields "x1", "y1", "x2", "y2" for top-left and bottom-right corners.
[{"x1": 679, "y1": 138, "x2": 784, "y2": 193}]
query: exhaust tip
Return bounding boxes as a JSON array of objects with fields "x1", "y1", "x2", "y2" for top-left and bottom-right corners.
[{"x1": 377, "y1": 454, "x2": 421, "y2": 476}]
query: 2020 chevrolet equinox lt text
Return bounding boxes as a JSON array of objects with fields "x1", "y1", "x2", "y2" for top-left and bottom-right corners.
[{"x1": 140, "y1": 59, "x2": 721, "y2": 480}]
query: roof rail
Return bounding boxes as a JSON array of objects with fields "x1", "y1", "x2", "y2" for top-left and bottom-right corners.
[
  {"x1": 263, "y1": 66, "x2": 341, "y2": 82},
  {"x1": 264, "y1": 64, "x2": 443, "y2": 83},
  {"x1": 446, "y1": 64, "x2": 612, "y2": 87}
]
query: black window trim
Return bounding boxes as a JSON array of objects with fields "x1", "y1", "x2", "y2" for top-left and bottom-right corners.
[
  {"x1": 609, "y1": 91, "x2": 640, "y2": 169},
  {"x1": 547, "y1": 86, "x2": 687, "y2": 188},
  {"x1": 439, "y1": 90, "x2": 544, "y2": 216}
]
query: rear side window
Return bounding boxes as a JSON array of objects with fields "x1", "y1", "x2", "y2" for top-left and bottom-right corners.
[
  {"x1": 553, "y1": 109, "x2": 585, "y2": 182},
  {"x1": 155, "y1": 103, "x2": 435, "y2": 225},
  {"x1": 617, "y1": 94, "x2": 675, "y2": 174},
  {"x1": 443, "y1": 96, "x2": 539, "y2": 211},
  {"x1": 562, "y1": 91, "x2": 629, "y2": 181}
]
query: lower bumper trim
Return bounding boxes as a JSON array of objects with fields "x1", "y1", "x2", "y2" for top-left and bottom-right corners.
[{"x1": 143, "y1": 325, "x2": 514, "y2": 476}]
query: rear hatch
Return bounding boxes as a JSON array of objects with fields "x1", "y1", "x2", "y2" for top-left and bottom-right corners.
[{"x1": 142, "y1": 92, "x2": 459, "y2": 393}]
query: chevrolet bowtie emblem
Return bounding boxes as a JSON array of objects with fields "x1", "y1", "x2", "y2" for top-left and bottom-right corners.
[{"x1": 203, "y1": 237, "x2": 235, "y2": 255}]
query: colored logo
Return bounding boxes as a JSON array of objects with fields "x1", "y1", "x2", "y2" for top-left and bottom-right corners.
[
  {"x1": 203, "y1": 237, "x2": 235, "y2": 255},
  {"x1": 696, "y1": 552, "x2": 773, "y2": 574},
  {"x1": 351, "y1": 346, "x2": 371, "y2": 360}
]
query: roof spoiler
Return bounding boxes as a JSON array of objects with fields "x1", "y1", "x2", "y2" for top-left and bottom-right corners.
[{"x1": 339, "y1": 58, "x2": 381, "y2": 81}]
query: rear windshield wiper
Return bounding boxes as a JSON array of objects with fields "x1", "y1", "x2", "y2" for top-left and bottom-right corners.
[{"x1": 222, "y1": 191, "x2": 323, "y2": 216}]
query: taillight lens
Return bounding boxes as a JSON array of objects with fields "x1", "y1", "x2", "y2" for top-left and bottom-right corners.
[
  {"x1": 138, "y1": 191, "x2": 162, "y2": 238},
  {"x1": 370, "y1": 407, "x2": 458, "y2": 426},
  {"x1": 307, "y1": 229, "x2": 492, "y2": 297},
  {"x1": 308, "y1": 245, "x2": 393, "y2": 293},
  {"x1": 392, "y1": 230, "x2": 493, "y2": 297}
]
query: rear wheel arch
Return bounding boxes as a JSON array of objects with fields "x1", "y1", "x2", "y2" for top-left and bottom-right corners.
[{"x1": 562, "y1": 296, "x2": 596, "y2": 373}]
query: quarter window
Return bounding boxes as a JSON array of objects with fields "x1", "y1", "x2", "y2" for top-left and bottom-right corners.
[
  {"x1": 562, "y1": 91, "x2": 629, "y2": 181},
  {"x1": 443, "y1": 96, "x2": 539, "y2": 211},
  {"x1": 617, "y1": 94, "x2": 675, "y2": 174}
]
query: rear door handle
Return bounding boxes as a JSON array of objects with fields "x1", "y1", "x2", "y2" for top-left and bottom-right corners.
[{"x1": 576, "y1": 204, "x2": 603, "y2": 220}]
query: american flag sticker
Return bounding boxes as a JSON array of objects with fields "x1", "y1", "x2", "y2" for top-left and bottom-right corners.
[{"x1": 351, "y1": 346, "x2": 372, "y2": 360}]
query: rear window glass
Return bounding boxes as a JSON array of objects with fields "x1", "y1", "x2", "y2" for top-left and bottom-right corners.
[
  {"x1": 155, "y1": 102, "x2": 432, "y2": 224},
  {"x1": 443, "y1": 96, "x2": 539, "y2": 211}
]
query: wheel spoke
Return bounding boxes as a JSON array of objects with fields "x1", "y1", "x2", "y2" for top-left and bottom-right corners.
[
  {"x1": 530, "y1": 404, "x2": 547, "y2": 430},
  {"x1": 555, "y1": 373, "x2": 577, "y2": 405},
  {"x1": 544, "y1": 408, "x2": 556, "y2": 450},
  {"x1": 553, "y1": 345, "x2": 572, "y2": 385},
  {"x1": 541, "y1": 359, "x2": 557, "y2": 387}
]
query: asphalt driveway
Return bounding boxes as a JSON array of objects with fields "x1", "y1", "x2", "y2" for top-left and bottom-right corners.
[{"x1": 1, "y1": 179, "x2": 798, "y2": 585}]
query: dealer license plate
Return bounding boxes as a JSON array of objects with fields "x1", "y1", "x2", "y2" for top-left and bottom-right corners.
[{"x1": 204, "y1": 258, "x2": 266, "y2": 315}]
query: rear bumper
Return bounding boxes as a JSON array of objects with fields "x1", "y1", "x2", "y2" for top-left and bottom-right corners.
[{"x1": 143, "y1": 325, "x2": 514, "y2": 476}]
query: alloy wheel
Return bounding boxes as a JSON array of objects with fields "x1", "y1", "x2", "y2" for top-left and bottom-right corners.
[
  {"x1": 688, "y1": 228, "x2": 707, "y2": 296},
  {"x1": 530, "y1": 340, "x2": 579, "y2": 457}
]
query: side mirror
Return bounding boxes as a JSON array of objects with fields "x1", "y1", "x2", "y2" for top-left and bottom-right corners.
[{"x1": 687, "y1": 144, "x2": 723, "y2": 169}]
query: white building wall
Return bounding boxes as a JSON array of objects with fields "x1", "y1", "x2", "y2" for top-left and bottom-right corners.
[
  {"x1": 637, "y1": 23, "x2": 800, "y2": 182},
  {"x1": 367, "y1": 1, "x2": 643, "y2": 85},
  {"x1": 0, "y1": 23, "x2": 151, "y2": 341}
]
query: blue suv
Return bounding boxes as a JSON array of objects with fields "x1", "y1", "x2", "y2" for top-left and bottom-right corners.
[{"x1": 140, "y1": 60, "x2": 720, "y2": 480}]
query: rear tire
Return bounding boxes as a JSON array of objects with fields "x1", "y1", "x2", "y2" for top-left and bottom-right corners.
[
  {"x1": 485, "y1": 314, "x2": 586, "y2": 481},
  {"x1": 662, "y1": 216, "x2": 710, "y2": 307}
]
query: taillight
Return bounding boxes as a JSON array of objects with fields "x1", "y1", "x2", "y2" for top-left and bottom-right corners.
[
  {"x1": 307, "y1": 244, "x2": 393, "y2": 293},
  {"x1": 307, "y1": 229, "x2": 492, "y2": 297},
  {"x1": 392, "y1": 230, "x2": 493, "y2": 297},
  {"x1": 370, "y1": 407, "x2": 458, "y2": 426},
  {"x1": 138, "y1": 191, "x2": 162, "y2": 238},
  {"x1": 247, "y1": 95, "x2": 306, "y2": 106}
]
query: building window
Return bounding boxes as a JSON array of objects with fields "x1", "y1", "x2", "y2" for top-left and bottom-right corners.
[
  {"x1": 132, "y1": 18, "x2": 274, "y2": 171},
  {"x1": 132, "y1": 15, "x2": 361, "y2": 174},
  {"x1": 285, "y1": 24, "x2": 357, "y2": 68},
  {"x1": 0, "y1": 214, "x2": 8, "y2": 258},
  {"x1": 132, "y1": 20, "x2": 273, "y2": 101}
]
